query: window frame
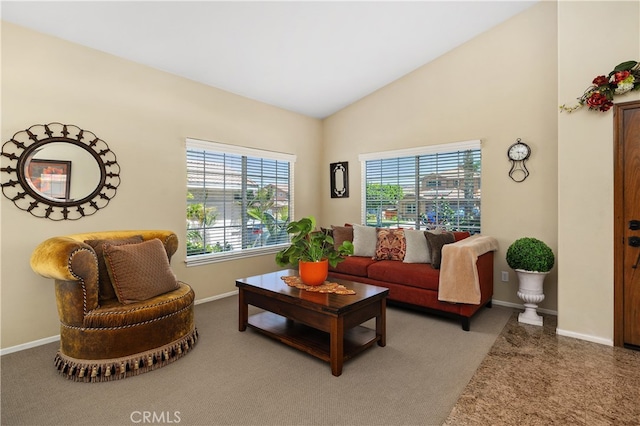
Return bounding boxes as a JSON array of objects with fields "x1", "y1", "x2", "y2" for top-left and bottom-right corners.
[
  {"x1": 358, "y1": 139, "x2": 481, "y2": 232},
  {"x1": 185, "y1": 138, "x2": 296, "y2": 267}
]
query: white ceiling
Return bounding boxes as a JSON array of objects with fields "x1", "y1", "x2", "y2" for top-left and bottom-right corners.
[{"x1": 1, "y1": 1, "x2": 537, "y2": 118}]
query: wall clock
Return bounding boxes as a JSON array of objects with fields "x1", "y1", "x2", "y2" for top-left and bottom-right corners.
[{"x1": 507, "y1": 138, "x2": 531, "y2": 182}]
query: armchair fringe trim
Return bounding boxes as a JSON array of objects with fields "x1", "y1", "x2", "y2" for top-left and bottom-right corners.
[{"x1": 53, "y1": 328, "x2": 198, "y2": 382}]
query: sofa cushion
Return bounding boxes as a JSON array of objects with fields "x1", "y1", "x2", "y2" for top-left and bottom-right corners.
[
  {"x1": 331, "y1": 225, "x2": 354, "y2": 250},
  {"x1": 403, "y1": 230, "x2": 431, "y2": 263},
  {"x1": 329, "y1": 255, "x2": 377, "y2": 277},
  {"x1": 352, "y1": 224, "x2": 377, "y2": 257},
  {"x1": 85, "y1": 235, "x2": 144, "y2": 302},
  {"x1": 104, "y1": 238, "x2": 179, "y2": 304},
  {"x1": 367, "y1": 260, "x2": 441, "y2": 291},
  {"x1": 424, "y1": 231, "x2": 456, "y2": 269},
  {"x1": 374, "y1": 228, "x2": 406, "y2": 261}
]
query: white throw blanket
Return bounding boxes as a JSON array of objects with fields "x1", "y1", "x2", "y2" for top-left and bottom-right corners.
[{"x1": 438, "y1": 234, "x2": 499, "y2": 305}]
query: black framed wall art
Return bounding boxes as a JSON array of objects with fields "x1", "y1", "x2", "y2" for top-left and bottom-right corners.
[{"x1": 330, "y1": 161, "x2": 349, "y2": 198}]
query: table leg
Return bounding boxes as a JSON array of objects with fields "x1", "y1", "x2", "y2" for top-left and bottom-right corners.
[
  {"x1": 376, "y1": 299, "x2": 386, "y2": 347},
  {"x1": 330, "y1": 316, "x2": 345, "y2": 376},
  {"x1": 238, "y1": 288, "x2": 248, "y2": 332}
]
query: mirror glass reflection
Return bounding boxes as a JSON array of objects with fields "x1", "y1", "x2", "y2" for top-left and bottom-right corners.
[{"x1": 25, "y1": 142, "x2": 100, "y2": 202}]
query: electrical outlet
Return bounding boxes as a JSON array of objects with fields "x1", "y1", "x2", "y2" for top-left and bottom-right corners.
[{"x1": 501, "y1": 271, "x2": 509, "y2": 282}]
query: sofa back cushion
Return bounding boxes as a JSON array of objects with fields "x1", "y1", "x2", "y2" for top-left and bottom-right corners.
[{"x1": 453, "y1": 231, "x2": 471, "y2": 241}]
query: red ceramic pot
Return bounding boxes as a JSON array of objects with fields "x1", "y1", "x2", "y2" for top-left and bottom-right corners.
[{"x1": 298, "y1": 259, "x2": 328, "y2": 286}]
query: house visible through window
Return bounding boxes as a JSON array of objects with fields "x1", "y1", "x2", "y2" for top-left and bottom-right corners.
[
  {"x1": 186, "y1": 138, "x2": 295, "y2": 265},
  {"x1": 359, "y1": 140, "x2": 481, "y2": 233}
]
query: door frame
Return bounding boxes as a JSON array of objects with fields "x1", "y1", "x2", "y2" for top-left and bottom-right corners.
[{"x1": 613, "y1": 100, "x2": 640, "y2": 347}]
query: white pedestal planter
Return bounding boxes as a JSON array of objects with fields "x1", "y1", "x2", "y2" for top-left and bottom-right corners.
[{"x1": 515, "y1": 269, "x2": 548, "y2": 326}]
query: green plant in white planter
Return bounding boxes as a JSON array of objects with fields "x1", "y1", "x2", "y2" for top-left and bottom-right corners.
[
  {"x1": 506, "y1": 237, "x2": 555, "y2": 273},
  {"x1": 506, "y1": 237, "x2": 555, "y2": 326}
]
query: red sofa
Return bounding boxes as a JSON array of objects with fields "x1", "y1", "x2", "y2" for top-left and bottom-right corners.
[{"x1": 328, "y1": 230, "x2": 494, "y2": 331}]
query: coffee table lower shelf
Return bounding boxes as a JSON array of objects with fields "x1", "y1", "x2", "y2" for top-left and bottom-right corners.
[{"x1": 247, "y1": 311, "x2": 380, "y2": 364}]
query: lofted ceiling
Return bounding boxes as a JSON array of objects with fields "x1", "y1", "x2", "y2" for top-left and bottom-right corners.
[{"x1": 1, "y1": 1, "x2": 538, "y2": 118}]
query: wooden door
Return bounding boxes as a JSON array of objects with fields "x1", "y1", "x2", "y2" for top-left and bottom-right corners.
[{"x1": 614, "y1": 100, "x2": 640, "y2": 349}]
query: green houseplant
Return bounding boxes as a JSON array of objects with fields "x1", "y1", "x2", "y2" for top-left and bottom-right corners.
[
  {"x1": 275, "y1": 216, "x2": 353, "y2": 285},
  {"x1": 506, "y1": 237, "x2": 555, "y2": 273},
  {"x1": 506, "y1": 237, "x2": 555, "y2": 326}
]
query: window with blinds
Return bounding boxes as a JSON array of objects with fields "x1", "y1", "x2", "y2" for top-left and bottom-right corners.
[
  {"x1": 359, "y1": 141, "x2": 481, "y2": 233},
  {"x1": 186, "y1": 138, "x2": 295, "y2": 265}
]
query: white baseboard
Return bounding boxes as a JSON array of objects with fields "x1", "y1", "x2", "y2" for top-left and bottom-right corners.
[
  {"x1": 491, "y1": 299, "x2": 613, "y2": 346},
  {"x1": 194, "y1": 290, "x2": 238, "y2": 305},
  {"x1": 491, "y1": 299, "x2": 558, "y2": 316},
  {"x1": 0, "y1": 335, "x2": 60, "y2": 356},
  {"x1": 556, "y1": 328, "x2": 613, "y2": 346},
  {"x1": 1, "y1": 291, "x2": 239, "y2": 357}
]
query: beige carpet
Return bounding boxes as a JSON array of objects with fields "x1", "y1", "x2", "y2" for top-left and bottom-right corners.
[{"x1": 1, "y1": 295, "x2": 512, "y2": 426}]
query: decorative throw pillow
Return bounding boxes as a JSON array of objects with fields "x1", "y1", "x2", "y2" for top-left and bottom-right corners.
[
  {"x1": 85, "y1": 236, "x2": 144, "y2": 301},
  {"x1": 352, "y1": 224, "x2": 377, "y2": 257},
  {"x1": 374, "y1": 228, "x2": 406, "y2": 261},
  {"x1": 424, "y1": 231, "x2": 456, "y2": 269},
  {"x1": 403, "y1": 229, "x2": 431, "y2": 263},
  {"x1": 331, "y1": 225, "x2": 354, "y2": 250},
  {"x1": 103, "y1": 238, "x2": 178, "y2": 304}
]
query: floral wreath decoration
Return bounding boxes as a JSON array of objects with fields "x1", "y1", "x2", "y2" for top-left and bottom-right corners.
[{"x1": 560, "y1": 60, "x2": 640, "y2": 113}]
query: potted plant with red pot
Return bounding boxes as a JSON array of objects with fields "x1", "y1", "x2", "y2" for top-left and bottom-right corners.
[{"x1": 275, "y1": 216, "x2": 353, "y2": 285}]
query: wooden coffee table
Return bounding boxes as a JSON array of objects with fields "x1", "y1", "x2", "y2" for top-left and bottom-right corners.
[{"x1": 236, "y1": 269, "x2": 389, "y2": 376}]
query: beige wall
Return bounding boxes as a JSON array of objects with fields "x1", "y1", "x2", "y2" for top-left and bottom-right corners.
[
  {"x1": 322, "y1": 2, "x2": 559, "y2": 315},
  {"x1": 0, "y1": 22, "x2": 323, "y2": 348},
  {"x1": 557, "y1": 1, "x2": 640, "y2": 343}
]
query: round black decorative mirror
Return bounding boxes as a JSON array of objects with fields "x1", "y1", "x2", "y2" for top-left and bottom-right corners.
[{"x1": 1, "y1": 122, "x2": 120, "y2": 220}]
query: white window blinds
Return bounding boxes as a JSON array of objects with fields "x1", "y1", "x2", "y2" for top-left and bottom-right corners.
[
  {"x1": 186, "y1": 138, "x2": 295, "y2": 265},
  {"x1": 359, "y1": 140, "x2": 481, "y2": 233}
]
